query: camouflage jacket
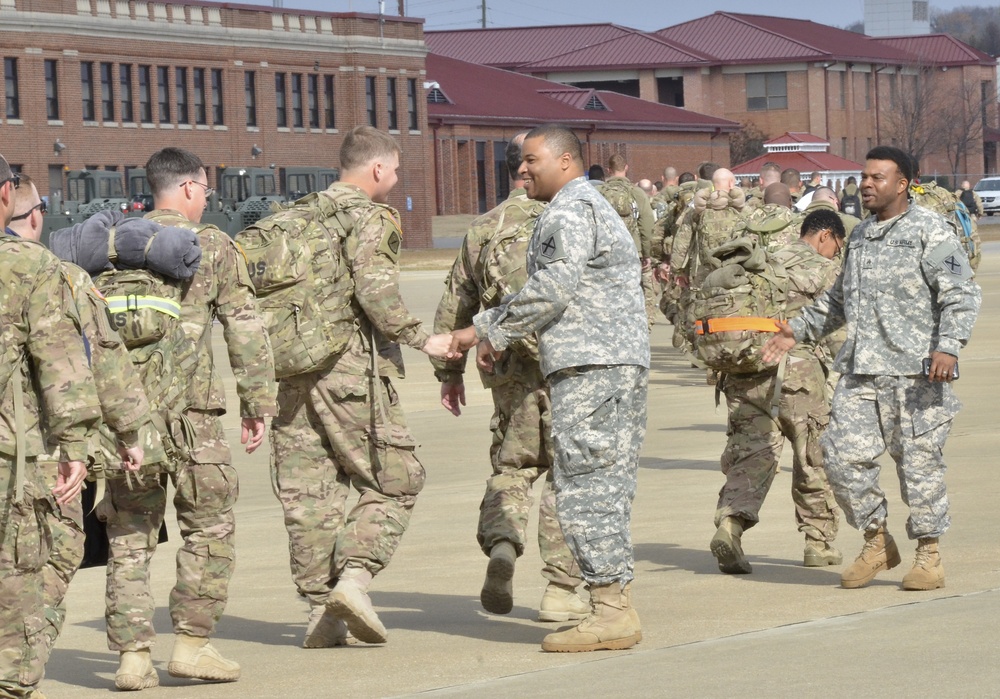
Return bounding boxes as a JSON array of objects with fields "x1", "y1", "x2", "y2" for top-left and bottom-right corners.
[
  {"x1": 474, "y1": 177, "x2": 649, "y2": 377},
  {"x1": 146, "y1": 210, "x2": 276, "y2": 417},
  {"x1": 0, "y1": 238, "x2": 101, "y2": 462},
  {"x1": 323, "y1": 182, "x2": 429, "y2": 379},
  {"x1": 745, "y1": 204, "x2": 801, "y2": 252},
  {"x1": 791, "y1": 202, "x2": 981, "y2": 375},
  {"x1": 649, "y1": 184, "x2": 680, "y2": 262},
  {"x1": 769, "y1": 240, "x2": 842, "y2": 362},
  {"x1": 803, "y1": 199, "x2": 861, "y2": 237},
  {"x1": 431, "y1": 188, "x2": 544, "y2": 385},
  {"x1": 599, "y1": 176, "x2": 654, "y2": 258}
]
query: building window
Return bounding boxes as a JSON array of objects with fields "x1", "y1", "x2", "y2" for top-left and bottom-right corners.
[
  {"x1": 245, "y1": 71, "x2": 257, "y2": 127},
  {"x1": 864, "y1": 73, "x2": 871, "y2": 110},
  {"x1": 3, "y1": 58, "x2": 18, "y2": 119},
  {"x1": 366, "y1": 76, "x2": 377, "y2": 126},
  {"x1": 139, "y1": 66, "x2": 152, "y2": 123},
  {"x1": 291, "y1": 73, "x2": 303, "y2": 128},
  {"x1": 100, "y1": 62, "x2": 114, "y2": 121},
  {"x1": 211, "y1": 69, "x2": 223, "y2": 125},
  {"x1": 81, "y1": 62, "x2": 95, "y2": 121},
  {"x1": 275, "y1": 73, "x2": 287, "y2": 127},
  {"x1": 307, "y1": 74, "x2": 318, "y2": 128},
  {"x1": 193, "y1": 67, "x2": 206, "y2": 125},
  {"x1": 176, "y1": 67, "x2": 188, "y2": 124},
  {"x1": 746, "y1": 72, "x2": 787, "y2": 111},
  {"x1": 157, "y1": 66, "x2": 170, "y2": 122},
  {"x1": 407, "y1": 78, "x2": 417, "y2": 130},
  {"x1": 841, "y1": 136, "x2": 848, "y2": 158},
  {"x1": 120, "y1": 64, "x2": 133, "y2": 123},
  {"x1": 324, "y1": 75, "x2": 335, "y2": 129},
  {"x1": 386, "y1": 77, "x2": 398, "y2": 130},
  {"x1": 45, "y1": 59, "x2": 59, "y2": 120}
]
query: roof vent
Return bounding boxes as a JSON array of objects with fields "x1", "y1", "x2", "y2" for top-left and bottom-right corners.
[
  {"x1": 427, "y1": 87, "x2": 451, "y2": 104},
  {"x1": 585, "y1": 94, "x2": 608, "y2": 111}
]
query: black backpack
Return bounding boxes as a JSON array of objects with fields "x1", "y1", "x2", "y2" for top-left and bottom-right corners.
[
  {"x1": 840, "y1": 192, "x2": 862, "y2": 217},
  {"x1": 959, "y1": 188, "x2": 977, "y2": 214}
]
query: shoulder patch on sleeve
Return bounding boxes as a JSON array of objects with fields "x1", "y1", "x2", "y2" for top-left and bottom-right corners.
[
  {"x1": 537, "y1": 232, "x2": 565, "y2": 262},
  {"x1": 926, "y1": 239, "x2": 973, "y2": 281},
  {"x1": 376, "y1": 212, "x2": 404, "y2": 262}
]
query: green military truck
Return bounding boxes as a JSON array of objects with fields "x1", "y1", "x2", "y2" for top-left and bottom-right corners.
[
  {"x1": 281, "y1": 166, "x2": 339, "y2": 200},
  {"x1": 42, "y1": 170, "x2": 131, "y2": 242}
]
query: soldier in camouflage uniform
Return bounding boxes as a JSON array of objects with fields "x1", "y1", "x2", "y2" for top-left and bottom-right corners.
[
  {"x1": 909, "y1": 162, "x2": 982, "y2": 273},
  {"x1": 743, "y1": 161, "x2": 782, "y2": 212},
  {"x1": 8, "y1": 175, "x2": 151, "y2": 679},
  {"x1": 803, "y1": 186, "x2": 861, "y2": 238},
  {"x1": 0, "y1": 155, "x2": 102, "y2": 699},
  {"x1": 98, "y1": 147, "x2": 277, "y2": 689},
  {"x1": 709, "y1": 209, "x2": 846, "y2": 575},
  {"x1": 269, "y1": 126, "x2": 453, "y2": 648},
  {"x1": 432, "y1": 134, "x2": 587, "y2": 623},
  {"x1": 454, "y1": 124, "x2": 649, "y2": 653},
  {"x1": 765, "y1": 146, "x2": 981, "y2": 591},
  {"x1": 745, "y1": 183, "x2": 802, "y2": 252}
]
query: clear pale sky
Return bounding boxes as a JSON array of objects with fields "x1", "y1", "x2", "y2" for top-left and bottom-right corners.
[{"x1": 246, "y1": 0, "x2": 978, "y2": 32}]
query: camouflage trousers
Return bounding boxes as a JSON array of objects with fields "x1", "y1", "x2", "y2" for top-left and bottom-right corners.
[
  {"x1": 822, "y1": 374, "x2": 960, "y2": 539},
  {"x1": 548, "y1": 365, "x2": 647, "y2": 586},
  {"x1": 103, "y1": 412, "x2": 237, "y2": 650},
  {"x1": 716, "y1": 358, "x2": 840, "y2": 542},
  {"x1": 641, "y1": 267, "x2": 659, "y2": 328},
  {"x1": 0, "y1": 460, "x2": 58, "y2": 697},
  {"x1": 480, "y1": 363, "x2": 580, "y2": 588},
  {"x1": 270, "y1": 371, "x2": 425, "y2": 606}
]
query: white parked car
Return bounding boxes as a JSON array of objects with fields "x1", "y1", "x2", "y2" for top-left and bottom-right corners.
[{"x1": 973, "y1": 177, "x2": 1000, "y2": 216}]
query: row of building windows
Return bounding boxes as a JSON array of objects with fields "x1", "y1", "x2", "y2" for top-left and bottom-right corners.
[{"x1": 3, "y1": 58, "x2": 420, "y2": 132}]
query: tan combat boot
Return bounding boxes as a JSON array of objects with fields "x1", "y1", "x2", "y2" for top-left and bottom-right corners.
[
  {"x1": 841, "y1": 526, "x2": 902, "y2": 589},
  {"x1": 115, "y1": 649, "x2": 159, "y2": 691},
  {"x1": 480, "y1": 541, "x2": 516, "y2": 615},
  {"x1": 541, "y1": 582, "x2": 641, "y2": 652},
  {"x1": 327, "y1": 566, "x2": 387, "y2": 644},
  {"x1": 901, "y1": 538, "x2": 945, "y2": 591},
  {"x1": 803, "y1": 539, "x2": 843, "y2": 567},
  {"x1": 167, "y1": 634, "x2": 240, "y2": 682},
  {"x1": 302, "y1": 603, "x2": 352, "y2": 648},
  {"x1": 710, "y1": 516, "x2": 752, "y2": 574},
  {"x1": 537, "y1": 582, "x2": 590, "y2": 623}
]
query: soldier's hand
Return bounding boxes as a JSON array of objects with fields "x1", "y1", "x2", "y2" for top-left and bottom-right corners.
[
  {"x1": 440, "y1": 380, "x2": 466, "y2": 417},
  {"x1": 450, "y1": 326, "x2": 479, "y2": 354},
  {"x1": 653, "y1": 263, "x2": 672, "y2": 284},
  {"x1": 422, "y1": 333, "x2": 455, "y2": 359},
  {"x1": 117, "y1": 445, "x2": 144, "y2": 472},
  {"x1": 241, "y1": 417, "x2": 266, "y2": 454},
  {"x1": 674, "y1": 273, "x2": 689, "y2": 289},
  {"x1": 476, "y1": 339, "x2": 502, "y2": 374},
  {"x1": 761, "y1": 321, "x2": 797, "y2": 364},
  {"x1": 54, "y1": 460, "x2": 87, "y2": 505},
  {"x1": 641, "y1": 257, "x2": 652, "y2": 270},
  {"x1": 926, "y1": 351, "x2": 958, "y2": 383}
]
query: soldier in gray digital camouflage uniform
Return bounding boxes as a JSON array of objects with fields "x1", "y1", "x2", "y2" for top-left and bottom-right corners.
[
  {"x1": 452, "y1": 124, "x2": 649, "y2": 653},
  {"x1": 432, "y1": 134, "x2": 587, "y2": 623},
  {"x1": 764, "y1": 146, "x2": 981, "y2": 591}
]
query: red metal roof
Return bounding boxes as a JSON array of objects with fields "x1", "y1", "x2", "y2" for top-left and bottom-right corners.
[
  {"x1": 425, "y1": 24, "x2": 634, "y2": 70},
  {"x1": 876, "y1": 34, "x2": 995, "y2": 67},
  {"x1": 518, "y1": 31, "x2": 708, "y2": 71},
  {"x1": 767, "y1": 132, "x2": 828, "y2": 145},
  {"x1": 425, "y1": 52, "x2": 738, "y2": 132},
  {"x1": 654, "y1": 12, "x2": 914, "y2": 65},
  {"x1": 732, "y1": 151, "x2": 863, "y2": 175}
]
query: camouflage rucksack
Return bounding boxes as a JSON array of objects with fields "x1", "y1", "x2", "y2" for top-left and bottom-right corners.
[
  {"x1": 745, "y1": 206, "x2": 801, "y2": 253},
  {"x1": 477, "y1": 197, "x2": 544, "y2": 310},
  {"x1": 693, "y1": 186, "x2": 748, "y2": 268},
  {"x1": 910, "y1": 182, "x2": 981, "y2": 272},
  {"x1": 235, "y1": 187, "x2": 363, "y2": 379},
  {"x1": 691, "y1": 236, "x2": 788, "y2": 375},
  {"x1": 92, "y1": 258, "x2": 196, "y2": 472},
  {"x1": 598, "y1": 178, "x2": 640, "y2": 246}
]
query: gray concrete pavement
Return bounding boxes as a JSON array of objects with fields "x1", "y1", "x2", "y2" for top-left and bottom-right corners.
[{"x1": 42, "y1": 246, "x2": 1000, "y2": 698}]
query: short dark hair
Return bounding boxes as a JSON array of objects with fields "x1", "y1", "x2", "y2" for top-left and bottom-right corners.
[
  {"x1": 760, "y1": 162, "x2": 781, "y2": 177},
  {"x1": 780, "y1": 168, "x2": 802, "y2": 188},
  {"x1": 588, "y1": 164, "x2": 605, "y2": 181},
  {"x1": 679, "y1": 171, "x2": 695, "y2": 184},
  {"x1": 846, "y1": 176, "x2": 857, "y2": 185},
  {"x1": 146, "y1": 147, "x2": 205, "y2": 196},
  {"x1": 505, "y1": 133, "x2": 528, "y2": 180},
  {"x1": 697, "y1": 162, "x2": 720, "y2": 180},
  {"x1": 800, "y1": 208, "x2": 845, "y2": 240},
  {"x1": 866, "y1": 146, "x2": 914, "y2": 183},
  {"x1": 340, "y1": 125, "x2": 401, "y2": 171},
  {"x1": 0, "y1": 154, "x2": 11, "y2": 182},
  {"x1": 525, "y1": 124, "x2": 582, "y2": 163}
]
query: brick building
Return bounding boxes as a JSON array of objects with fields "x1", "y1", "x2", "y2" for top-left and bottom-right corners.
[
  {"x1": 0, "y1": 0, "x2": 437, "y2": 246},
  {"x1": 426, "y1": 53, "x2": 738, "y2": 215},
  {"x1": 428, "y1": 13, "x2": 999, "y2": 179}
]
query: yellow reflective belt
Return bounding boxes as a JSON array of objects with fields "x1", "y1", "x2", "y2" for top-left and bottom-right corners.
[{"x1": 105, "y1": 295, "x2": 181, "y2": 319}]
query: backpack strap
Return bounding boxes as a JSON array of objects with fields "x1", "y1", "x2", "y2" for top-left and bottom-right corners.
[
  {"x1": 479, "y1": 199, "x2": 536, "y2": 305},
  {"x1": 107, "y1": 225, "x2": 120, "y2": 264},
  {"x1": 12, "y1": 353, "x2": 26, "y2": 505}
]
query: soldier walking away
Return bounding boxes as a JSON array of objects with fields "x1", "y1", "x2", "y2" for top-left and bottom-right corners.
[
  {"x1": 453, "y1": 124, "x2": 649, "y2": 653},
  {"x1": 267, "y1": 126, "x2": 453, "y2": 648},
  {"x1": 0, "y1": 153, "x2": 102, "y2": 699},
  {"x1": 708, "y1": 210, "x2": 846, "y2": 574},
  {"x1": 764, "y1": 146, "x2": 981, "y2": 591},
  {"x1": 432, "y1": 133, "x2": 588, "y2": 623},
  {"x1": 100, "y1": 147, "x2": 277, "y2": 689}
]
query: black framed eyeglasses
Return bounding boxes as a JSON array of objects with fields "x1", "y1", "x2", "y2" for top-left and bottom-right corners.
[
  {"x1": 0, "y1": 174, "x2": 20, "y2": 191},
  {"x1": 9, "y1": 201, "x2": 47, "y2": 221}
]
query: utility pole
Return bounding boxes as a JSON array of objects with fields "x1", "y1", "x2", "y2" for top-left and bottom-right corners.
[
  {"x1": 398, "y1": 0, "x2": 404, "y2": 15},
  {"x1": 481, "y1": 0, "x2": 486, "y2": 28}
]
